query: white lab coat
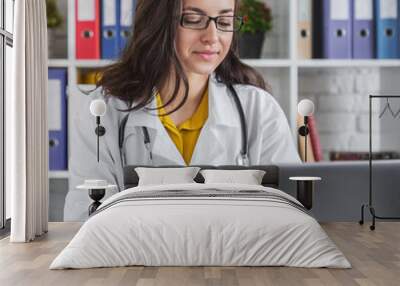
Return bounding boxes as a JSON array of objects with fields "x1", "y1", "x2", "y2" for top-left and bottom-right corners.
[{"x1": 64, "y1": 74, "x2": 301, "y2": 221}]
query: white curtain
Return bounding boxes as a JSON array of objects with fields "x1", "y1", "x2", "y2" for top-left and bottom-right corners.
[{"x1": 8, "y1": 0, "x2": 49, "y2": 242}]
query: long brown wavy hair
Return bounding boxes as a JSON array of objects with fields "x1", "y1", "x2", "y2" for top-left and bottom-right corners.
[{"x1": 97, "y1": 0, "x2": 269, "y2": 113}]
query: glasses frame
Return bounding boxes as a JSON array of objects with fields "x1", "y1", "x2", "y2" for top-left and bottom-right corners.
[{"x1": 180, "y1": 13, "x2": 243, "y2": 32}]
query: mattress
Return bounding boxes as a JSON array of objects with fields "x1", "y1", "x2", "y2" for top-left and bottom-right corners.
[{"x1": 50, "y1": 183, "x2": 351, "y2": 269}]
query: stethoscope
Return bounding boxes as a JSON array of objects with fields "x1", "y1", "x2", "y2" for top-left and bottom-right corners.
[{"x1": 117, "y1": 84, "x2": 249, "y2": 166}]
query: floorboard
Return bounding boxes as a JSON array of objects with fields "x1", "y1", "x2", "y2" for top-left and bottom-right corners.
[{"x1": 0, "y1": 222, "x2": 399, "y2": 286}]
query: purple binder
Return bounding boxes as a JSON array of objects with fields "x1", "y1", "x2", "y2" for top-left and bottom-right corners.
[
  {"x1": 352, "y1": 0, "x2": 375, "y2": 58},
  {"x1": 48, "y1": 68, "x2": 68, "y2": 171},
  {"x1": 314, "y1": 0, "x2": 352, "y2": 58}
]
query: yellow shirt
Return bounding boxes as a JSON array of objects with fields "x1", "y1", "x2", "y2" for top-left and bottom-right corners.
[{"x1": 156, "y1": 89, "x2": 209, "y2": 165}]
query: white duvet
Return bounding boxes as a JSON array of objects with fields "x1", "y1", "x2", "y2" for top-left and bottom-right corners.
[{"x1": 50, "y1": 183, "x2": 351, "y2": 269}]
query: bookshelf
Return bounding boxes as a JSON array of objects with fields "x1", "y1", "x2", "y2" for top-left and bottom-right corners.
[
  {"x1": 48, "y1": 171, "x2": 69, "y2": 179},
  {"x1": 47, "y1": 0, "x2": 400, "y2": 179}
]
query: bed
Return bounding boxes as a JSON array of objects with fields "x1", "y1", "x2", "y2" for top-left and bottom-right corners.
[{"x1": 50, "y1": 165, "x2": 351, "y2": 269}]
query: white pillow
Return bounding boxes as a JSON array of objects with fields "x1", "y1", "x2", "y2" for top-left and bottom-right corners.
[
  {"x1": 135, "y1": 167, "x2": 201, "y2": 186},
  {"x1": 200, "y1": 169, "x2": 266, "y2": 185}
]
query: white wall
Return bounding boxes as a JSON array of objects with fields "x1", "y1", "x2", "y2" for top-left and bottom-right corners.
[
  {"x1": 298, "y1": 68, "x2": 389, "y2": 160},
  {"x1": 378, "y1": 68, "x2": 400, "y2": 152}
]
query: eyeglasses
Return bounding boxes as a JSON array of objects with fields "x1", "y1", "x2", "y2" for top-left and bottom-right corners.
[{"x1": 180, "y1": 13, "x2": 243, "y2": 32}]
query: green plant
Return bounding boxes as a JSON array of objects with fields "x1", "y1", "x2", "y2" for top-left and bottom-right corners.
[
  {"x1": 46, "y1": 0, "x2": 63, "y2": 29},
  {"x1": 239, "y1": 0, "x2": 273, "y2": 34}
]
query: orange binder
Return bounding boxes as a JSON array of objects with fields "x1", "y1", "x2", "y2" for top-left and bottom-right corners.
[
  {"x1": 76, "y1": 0, "x2": 101, "y2": 59},
  {"x1": 298, "y1": 0, "x2": 313, "y2": 59}
]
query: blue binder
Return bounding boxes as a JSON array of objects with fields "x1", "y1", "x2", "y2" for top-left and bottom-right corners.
[
  {"x1": 119, "y1": 0, "x2": 136, "y2": 55},
  {"x1": 352, "y1": 0, "x2": 375, "y2": 59},
  {"x1": 48, "y1": 68, "x2": 68, "y2": 171},
  {"x1": 375, "y1": 0, "x2": 399, "y2": 58},
  {"x1": 101, "y1": 0, "x2": 120, "y2": 59}
]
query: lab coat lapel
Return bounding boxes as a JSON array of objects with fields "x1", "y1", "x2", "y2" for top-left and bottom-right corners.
[
  {"x1": 124, "y1": 97, "x2": 185, "y2": 165},
  {"x1": 190, "y1": 75, "x2": 240, "y2": 165},
  {"x1": 123, "y1": 74, "x2": 240, "y2": 166},
  {"x1": 151, "y1": 121, "x2": 186, "y2": 165}
]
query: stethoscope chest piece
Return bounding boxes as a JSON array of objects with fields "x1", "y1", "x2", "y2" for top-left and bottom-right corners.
[{"x1": 237, "y1": 153, "x2": 250, "y2": 166}]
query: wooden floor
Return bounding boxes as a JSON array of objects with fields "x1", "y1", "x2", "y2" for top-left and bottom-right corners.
[{"x1": 0, "y1": 222, "x2": 399, "y2": 286}]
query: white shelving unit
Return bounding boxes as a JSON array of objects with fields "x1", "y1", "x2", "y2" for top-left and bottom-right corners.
[
  {"x1": 48, "y1": 171, "x2": 69, "y2": 179},
  {"x1": 48, "y1": 0, "x2": 400, "y2": 178},
  {"x1": 297, "y1": 59, "x2": 400, "y2": 68}
]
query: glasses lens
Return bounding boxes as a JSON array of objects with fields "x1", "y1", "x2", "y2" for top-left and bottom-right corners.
[
  {"x1": 217, "y1": 16, "x2": 242, "y2": 32},
  {"x1": 181, "y1": 14, "x2": 243, "y2": 32},
  {"x1": 181, "y1": 14, "x2": 207, "y2": 29}
]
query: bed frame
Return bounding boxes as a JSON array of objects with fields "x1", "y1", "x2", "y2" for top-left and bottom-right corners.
[{"x1": 123, "y1": 165, "x2": 280, "y2": 190}]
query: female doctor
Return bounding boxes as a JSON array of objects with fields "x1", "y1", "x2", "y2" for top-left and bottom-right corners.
[{"x1": 64, "y1": 0, "x2": 300, "y2": 221}]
